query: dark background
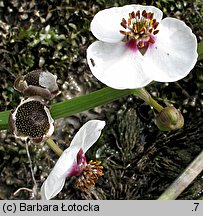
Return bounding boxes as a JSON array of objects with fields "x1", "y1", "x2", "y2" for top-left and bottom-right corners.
[{"x1": 0, "y1": 0, "x2": 202, "y2": 199}]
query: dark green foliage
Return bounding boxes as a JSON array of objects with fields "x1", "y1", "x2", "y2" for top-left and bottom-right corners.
[{"x1": 0, "y1": 0, "x2": 202, "y2": 199}]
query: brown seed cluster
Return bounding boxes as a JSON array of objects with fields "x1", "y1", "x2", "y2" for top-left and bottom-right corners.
[
  {"x1": 15, "y1": 100, "x2": 50, "y2": 138},
  {"x1": 24, "y1": 70, "x2": 41, "y2": 86}
]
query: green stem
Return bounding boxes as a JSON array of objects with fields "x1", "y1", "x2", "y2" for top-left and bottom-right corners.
[
  {"x1": 0, "y1": 87, "x2": 132, "y2": 130},
  {"x1": 133, "y1": 88, "x2": 164, "y2": 112},
  {"x1": 50, "y1": 87, "x2": 133, "y2": 120},
  {"x1": 0, "y1": 87, "x2": 165, "y2": 130},
  {"x1": 158, "y1": 149, "x2": 203, "y2": 200},
  {"x1": 46, "y1": 138, "x2": 63, "y2": 157},
  {"x1": 0, "y1": 110, "x2": 10, "y2": 131},
  {"x1": 197, "y1": 41, "x2": 203, "y2": 61}
]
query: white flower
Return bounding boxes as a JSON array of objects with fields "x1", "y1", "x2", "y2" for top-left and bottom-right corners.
[
  {"x1": 87, "y1": 5, "x2": 198, "y2": 89},
  {"x1": 41, "y1": 120, "x2": 105, "y2": 200}
]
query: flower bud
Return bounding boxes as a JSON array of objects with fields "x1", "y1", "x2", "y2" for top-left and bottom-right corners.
[
  {"x1": 155, "y1": 107, "x2": 184, "y2": 131},
  {"x1": 14, "y1": 70, "x2": 58, "y2": 99}
]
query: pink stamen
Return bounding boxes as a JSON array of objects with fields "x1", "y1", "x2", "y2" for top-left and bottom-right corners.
[
  {"x1": 136, "y1": 10, "x2": 140, "y2": 19},
  {"x1": 121, "y1": 18, "x2": 127, "y2": 29},
  {"x1": 130, "y1": 11, "x2": 135, "y2": 19},
  {"x1": 153, "y1": 22, "x2": 159, "y2": 29},
  {"x1": 153, "y1": 30, "x2": 159, "y2": 35},
  {"x1": 148, "y1": 35, "x2": 155, "y2": 44},
  {"x1": 142, "y1": 10, "x2": 147, "y2": 18}
]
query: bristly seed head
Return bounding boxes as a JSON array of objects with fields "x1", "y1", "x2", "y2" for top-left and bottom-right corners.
[
  {"x1": 24, "y1": 70, "x2": 41, "y2": 86},
  {"x1": 75, "y1": 160, "x2": 103, "y2": 191},
  {"x1": 14, "y1": 70, "x2": 59, "y2": 100},
  {"x1": 15, "y1": 100, "x2": 50, "y2": 138},
  {"x1": 120, "y1": 10, "x2": 159, "y2": 50}
]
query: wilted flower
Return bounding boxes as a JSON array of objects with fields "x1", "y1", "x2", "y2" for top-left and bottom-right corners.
[
  {"x1": 9, "y1": 96, "x2": 54, "y2": 143},
  {"x1": 87, "y1": 5, "x2": 197, "y2": 89},
  {"x1": 41, "y1": 120, "x2": 105, "y2": 200},
  {"x1": 14, "y1": 69, "x2": 58, "y2": 99}
]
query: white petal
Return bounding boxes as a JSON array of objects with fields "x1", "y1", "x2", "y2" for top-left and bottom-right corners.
[
  {"x1": 144, "y1": 17, "x2": 198, "y2": 82},
  {"x1": 130, "y1": 5, "x2": 163, "y2": 21},
  {"x1": 87, "y1": 41, "x2": 152, "y2": 89},
  {"x1": 90, "y1": 6, "x2": 127, "y2": 43},
  {"x1": 41, "y1": 173, "x2": 66, "y2": 200},
  {"x1": 43, "y1": 106, "x2": 54, "y2": 139},
  {"x1": 40, "y1": 147, "x2": 78, "y2": 200},
  {"x1": 70, "y1": 120, "x2": 106, "y2": 153},
  {"x1": 39, "y1": 71, "x2": 58, "y2": 93},
  {"x1": 91, "y1": 5, "x2": 163, "y2": 43},
  {"x1": 40, "y1": 120, "x2": 105, "y2": 199}
]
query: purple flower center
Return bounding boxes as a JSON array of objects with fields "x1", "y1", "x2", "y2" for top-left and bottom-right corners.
[
  {"x1": 68, "y1": 149, "x2": 103, "y2": 190},
  {"x1": 75, "y1": 160, "x2": 103, "y2": 191},
  {"x1": 120, "y1": 10, "x2": 159, "y2": 51},
  {"x1": 69, "y1": 148, "x2": 87, "y2": 176}
]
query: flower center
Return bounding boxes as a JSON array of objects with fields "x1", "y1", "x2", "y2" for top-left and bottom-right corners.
[
  {"x1": 120, "y1": 10, "x2": 159, "y2": 50},
  {"x1": 75, "y1": 160, "x2": 103, "y2": 191}
]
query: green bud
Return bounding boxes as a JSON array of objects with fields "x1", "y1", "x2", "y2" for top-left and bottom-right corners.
[{"x1": 155, "y1": 107, "x2": 184, "y2": 131}]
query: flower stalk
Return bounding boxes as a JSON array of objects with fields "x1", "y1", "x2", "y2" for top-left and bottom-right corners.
[
  {"x1": 45, "y1": 138, "x2": 63, "y2": 157},
  {"x1": 133, "y1": 88, "x2": 164, "y2": 112},
  {"x1": 134, "y1": 88, "x2": 184, "y2": 131},
  {"x1": 0, "y1": 87, "x2": 179, "y2": 132}
]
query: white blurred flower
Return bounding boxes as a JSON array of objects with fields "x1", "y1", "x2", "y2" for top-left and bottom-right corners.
[
  {"x1": 87, "y1": 5, "x2": 197, "y2": 89},
  {"x1": 41, "y1": 120, "x2": 105, "y2": 200}
]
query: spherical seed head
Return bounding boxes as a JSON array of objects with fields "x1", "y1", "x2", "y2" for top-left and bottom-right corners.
[
  {"x1": 15, "y1": 100, "x2": 49, "y2": 137},
  {"x1": 14, "y1": 70, "x2": 58, "y2": 99},
  {"x1": 10, "y1": 97, "x2": 54, "y2": 143},
  {"x1": 24, "y1": 70, "x2": 41, "y2": 86}
]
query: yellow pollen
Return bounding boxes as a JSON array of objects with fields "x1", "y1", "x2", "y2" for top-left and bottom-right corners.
[
  {"x1": 75, "y1": 160, "x2": 103, "y2": 191},
  {"x1": 120, "y1": 10, "x2": 159, "y2": 49}
]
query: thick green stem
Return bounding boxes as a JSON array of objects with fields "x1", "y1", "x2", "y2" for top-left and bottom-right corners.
[
  {"x1": 133, "y1": 88, "x2": 164, "y2": 112},
  {"x1": 197, "y1": 41, "x2": 203, "y2": 61},
  {"x1": 0, "y1": 87, "x2": 132, "y2": 130},
  {"x1": 50, "y1": 87, "x2": 133, "y2": 120},
  {"x1": 158, "y1": 149, "x2": 203, "y2": 200},
  {"x1": 0, "y1": 110, "x2": 10, "y2": 131},
  {"x1": 0, "y1": 87, "x2": 165, "y2": 131},
  {"x1": 46, "y1": 138, "x2": 63, "y2": 157}
]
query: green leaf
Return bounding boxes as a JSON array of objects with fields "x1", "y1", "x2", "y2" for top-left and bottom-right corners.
[
  {"x1": 50, "y1": 87, "x2": 132, "y2": 120},
  {"x1": 0, "y1": 110, "x2": 10, "y2": 131},
  {"x1": 0, "y1": 87, "x2": 133, "y2": 130},
  {"x1": 198, "y1": 41, "x2": 203, "y2": 61}
]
